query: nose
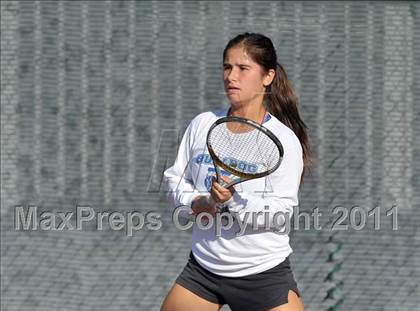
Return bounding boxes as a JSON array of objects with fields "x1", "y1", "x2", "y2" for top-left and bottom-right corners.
[{"x1": 225, "y1": 67, "x2": 238, "y2": 82}]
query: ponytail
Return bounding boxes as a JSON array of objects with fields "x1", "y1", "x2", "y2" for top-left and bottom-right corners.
[{"x1": 266, "y1": 63, "x2": 312, "y2": 184}]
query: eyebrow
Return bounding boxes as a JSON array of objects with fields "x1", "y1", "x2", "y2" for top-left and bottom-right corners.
[{"x1": 223, "y1": 63, "x2": 251, "y2": 68}]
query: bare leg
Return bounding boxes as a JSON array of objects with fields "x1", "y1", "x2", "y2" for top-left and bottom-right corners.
[
  {"x1": 160, "y1": 283, "x2": 222, "y2": 311},
  {"x1": 267, "y1": 290, "x2": 304, "y2": 311}
]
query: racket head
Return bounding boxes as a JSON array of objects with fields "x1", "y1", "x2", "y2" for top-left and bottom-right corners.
[{"x1": 206, "y1": 116, "x2": 284, "y2": 188}]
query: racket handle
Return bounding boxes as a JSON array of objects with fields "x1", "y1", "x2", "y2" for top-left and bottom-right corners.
[
  {"x1": 213, "y1": 167, "x2": 230, "y2": 188},
  {"x1": 213, "y1": 173, "x2": 234, "y2": 189}
]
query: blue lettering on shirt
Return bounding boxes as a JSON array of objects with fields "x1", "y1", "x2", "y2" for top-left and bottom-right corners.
[{"x1": 195, "y1": 153, "x2": 257, "y2": 173}]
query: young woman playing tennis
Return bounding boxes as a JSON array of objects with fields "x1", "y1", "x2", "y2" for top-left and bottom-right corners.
[{"x1": 161, "y1": 33, "x2": 311, "y2": 311}]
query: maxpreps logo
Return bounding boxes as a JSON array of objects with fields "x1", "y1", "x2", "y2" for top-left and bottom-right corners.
[{"x1": 195, "y1": 153, "x2": 257, "y2": 191}]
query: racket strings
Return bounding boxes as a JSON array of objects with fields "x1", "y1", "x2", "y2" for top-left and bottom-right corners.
[{"x1": 208, "y1": 121, "x2": 281, "y2": 175}]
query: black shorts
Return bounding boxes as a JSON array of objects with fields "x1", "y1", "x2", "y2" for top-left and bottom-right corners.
[{"x1": 175, "y1": 252, "x2": 301, "y2": 311}]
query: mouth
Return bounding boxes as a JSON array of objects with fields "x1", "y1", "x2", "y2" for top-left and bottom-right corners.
[{"x1": 226, "y1": 86, "x2": 240, "y2": 93}]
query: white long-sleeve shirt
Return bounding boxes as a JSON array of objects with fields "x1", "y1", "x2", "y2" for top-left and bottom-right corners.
[{"x1": 163, "y1": 107, "x2": 303, "y2": 277}]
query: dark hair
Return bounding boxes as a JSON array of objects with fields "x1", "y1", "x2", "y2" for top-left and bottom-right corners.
[{"x1": 223, "y1": 32, "x2": 312, "y2": 184}]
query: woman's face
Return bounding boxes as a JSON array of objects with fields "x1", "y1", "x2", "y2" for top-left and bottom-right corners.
[{"x1": 223, "y1": 46, "x2": 274, "y2": 107}]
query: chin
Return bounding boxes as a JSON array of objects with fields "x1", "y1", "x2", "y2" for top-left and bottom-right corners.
[
  {"x1": 226, "y1": 94, "x2": 242, "y2": 104},
  {"x1": 228, "y1": 99, "x2": 242, "y2": 108},
  {"x1": 228, "y1": 96, "x2": 252, "y2": 108}
]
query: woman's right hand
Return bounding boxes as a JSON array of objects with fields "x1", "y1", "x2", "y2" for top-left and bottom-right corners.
[{"x1": 191, "y1": 195, "x2": 218, "y2": 216}]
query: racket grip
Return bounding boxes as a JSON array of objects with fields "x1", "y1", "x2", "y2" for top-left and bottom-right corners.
[
  {"x1": 213, "y1": 170, "x2": 230, "y2": 188},
  {"x1": 218, "y1": 179, "x2": 229, "y2": 188}
]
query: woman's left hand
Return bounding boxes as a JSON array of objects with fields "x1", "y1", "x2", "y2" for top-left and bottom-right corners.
[{"x1": 210, "y1": 175, "x2": 235, "y2": 204}]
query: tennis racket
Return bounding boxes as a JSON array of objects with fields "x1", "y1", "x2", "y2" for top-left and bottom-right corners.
[{"x1": 206, "y1": 116, "x2": 284, "y2": 211}]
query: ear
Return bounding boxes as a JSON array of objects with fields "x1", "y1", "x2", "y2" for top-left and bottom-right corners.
[{"x1": 263, "y1": 69, "x2": 276, "y2": 87}]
